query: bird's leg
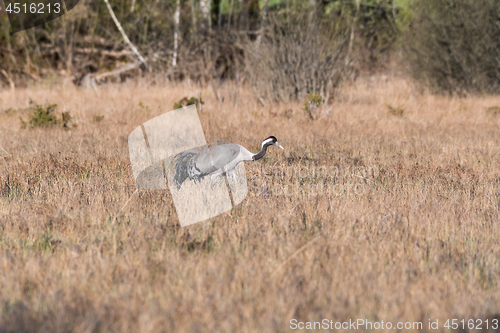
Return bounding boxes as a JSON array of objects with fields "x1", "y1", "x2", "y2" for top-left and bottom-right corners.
[
  {"x1": 227, "y1": 169, "x2": 237, "y2": 183},
  {"x1": 209, "y1": 177, "x2": 218, "y2": 189},
  {"x1": 208, "y1": 170, "x2": 224, "y2": 188},
  {"x1": 210, "y1": 170, "x2": 224, "y2": 181}
]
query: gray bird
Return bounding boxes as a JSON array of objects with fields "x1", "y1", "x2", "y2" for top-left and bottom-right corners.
[{"x1": 173, "y1": 136, "x2": 284, "y2": 188}]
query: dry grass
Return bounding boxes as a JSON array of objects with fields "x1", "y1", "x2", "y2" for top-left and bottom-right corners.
[{"x1": 1, "y1": 76, "x2": 500, "y2": 332}]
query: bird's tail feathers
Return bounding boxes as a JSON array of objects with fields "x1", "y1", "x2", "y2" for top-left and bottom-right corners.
[{"x1": 173, "y1": 150, "x2": 197, "y2": 189}]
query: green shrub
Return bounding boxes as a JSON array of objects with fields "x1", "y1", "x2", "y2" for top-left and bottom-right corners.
[
  {"x1": 386, "y1": 103, "x2": 404, "y2": 117},
  {"x1": 303, "y1": 93, "x2": 325, "y2": 120},
  {"x1": 92, "y1": 115, "x2": 105, "y2": 123},
  {"x1": 353, "y1": 0, "x2": 400, "y2": 69},
  {"x1": 19, "y1": 103, "x2": 75, "y2": 129},
  {"x1": 173, "y1": 96, "x2": 204, "y2": 110},
  {"x1": 29, "y1": 104, "x2": 59, "y2": 127}
]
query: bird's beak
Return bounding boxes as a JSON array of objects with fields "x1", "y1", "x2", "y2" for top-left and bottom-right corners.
[{"x1": 276, "y1": 142, "x2": 284, "y2": 150}]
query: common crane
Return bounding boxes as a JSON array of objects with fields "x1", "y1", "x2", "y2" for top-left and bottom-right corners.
[{"x1": 173, "y1": 136, "x2": 284, "y2": 188}]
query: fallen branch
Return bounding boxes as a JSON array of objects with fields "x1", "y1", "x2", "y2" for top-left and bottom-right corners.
[
  {"x1": 76, "y1": 62, "x2": 141, "y2": 88},
  {"x1": 93, "y1": 61, "x2": 141, "y2": 81},
  {"x1": 41, "y1": 48, "x2": 134, "y2": 59}
]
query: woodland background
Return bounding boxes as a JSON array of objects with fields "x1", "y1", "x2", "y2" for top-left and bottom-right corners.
[{"x1": 1, "y1": 0, "x2": 499, "y2": 97}]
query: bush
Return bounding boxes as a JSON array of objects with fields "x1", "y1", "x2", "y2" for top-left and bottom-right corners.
[
  {"x1": 386, "y1": 103, "x2": 404, "y2": 117},
  {"x1": 350, "y1": 0, "x2": 399, "y2": 70},
  {"x1": 173, "y1": 95, "x2": 204, "y2": 110},
  {"x1": 244, "y1": 5, "x2": 350, "y2": 103},
  {"x1": 19, "y1": 102, "x2": 75, "y2": 129},
  {"x1": 403, "y1": 0, "x2": 500, "y2": 94},
  {"x1": 303, "y1": 93, "x2": 325, "y2": 120}
]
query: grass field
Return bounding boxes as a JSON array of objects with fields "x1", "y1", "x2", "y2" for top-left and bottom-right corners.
[{"x1": 1, "y1": 76, "x2": 500, "y2": 332}]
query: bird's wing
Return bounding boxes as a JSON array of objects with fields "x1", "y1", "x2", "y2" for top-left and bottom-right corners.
[
  {"x1": 192, "y1": 144, "x2": 240, "y2": 175},
  {"x1": 209, "y1": 141, "x2": 228, "y2": 147}
]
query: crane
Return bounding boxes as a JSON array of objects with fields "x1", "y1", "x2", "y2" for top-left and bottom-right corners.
[{"x1": 173, "y1": 136, "x2": 284, "y2": 188}]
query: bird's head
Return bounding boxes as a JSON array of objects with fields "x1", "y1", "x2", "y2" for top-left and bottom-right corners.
[{"x1": 262, "y1": 136, "x2": 284, "y2": 150}]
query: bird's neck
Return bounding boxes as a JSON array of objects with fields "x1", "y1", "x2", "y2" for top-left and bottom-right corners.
[{"x1": 252, "y1": 144, "x2": 270, "y2": 161}]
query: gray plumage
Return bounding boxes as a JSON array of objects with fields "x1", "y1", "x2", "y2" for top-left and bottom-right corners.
[
  {"x1": 173, "y1": 136, "x2": 283, "y2": 189},
  {"x1": 173, "y1": 150, "x2": 198, "y2": 188}
]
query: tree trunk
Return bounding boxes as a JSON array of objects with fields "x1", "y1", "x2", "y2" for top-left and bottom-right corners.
[
  {"x1": 173, "y1": 0, "x2": 181, "y2": 67},
  {"x1": 4, "y1": 27, "x2": 17, "y2": 68},
  {"x1": 227, "y1": 0, "x2": 235, "y2": 32},
  {"x1": 256, "y1": 0, "x2": 269, "y2": 46},
  {"x1": 200, "y1": 0, "x2": 211, "y2": 34},
  {"x1": 212, "y1": 0, "x2": 222, "y2": 27},
  {"x1": 309, "y1": 0, "x2": 316, "y2": 34},
  {"x1": 189, "y1": 0, "x2": 198, "y2": 43},
  {"x1": 345, "y1": 0, "x2": 360, "y2": 66},
  {"x1": 240, "y1": 0, "x2": 259, "y2": 33}
]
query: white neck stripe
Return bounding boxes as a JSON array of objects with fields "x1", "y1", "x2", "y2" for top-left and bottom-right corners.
[{"x1": 262, "y1": 138, "x2": 274, "y2": 147}]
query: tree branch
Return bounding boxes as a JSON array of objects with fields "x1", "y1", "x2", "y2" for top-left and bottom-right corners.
[{"x1": 103, "y1": 0, "x2": 148, "y2": 68}]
